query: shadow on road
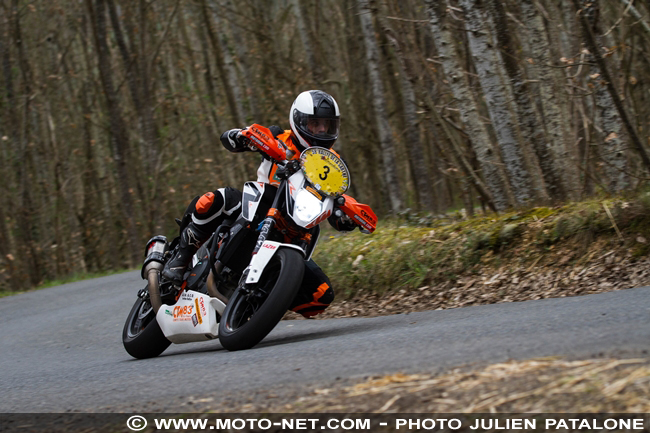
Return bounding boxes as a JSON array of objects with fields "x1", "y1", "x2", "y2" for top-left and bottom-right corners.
[
  {"x1": 255, "y1": 317, "x2": 400, "y2": 349},
  {"x1": 121, "y1": 315, "x2": 404, "y2": 360}
]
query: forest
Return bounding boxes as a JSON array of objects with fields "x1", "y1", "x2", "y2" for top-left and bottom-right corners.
[{"x1": 1, "y1": 0, "x2": 649, "y2": 290}]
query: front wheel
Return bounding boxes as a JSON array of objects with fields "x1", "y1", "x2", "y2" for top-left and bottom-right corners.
[
  {"x1": 122, "y1": 295, "x2": 171, "y2": 359},
  {"x1": 219, "y1": 248, "x2": 304, "y2": 351}
]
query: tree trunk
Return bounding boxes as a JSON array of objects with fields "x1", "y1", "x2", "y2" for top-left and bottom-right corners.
[
  {"x1": 86, "y1": 0, "x2": 139, "y2": 266},
  {"x1": 339, "y1": 0, "x2": 384, "y2": 211},
  {"x1": 434, "y1": 107, "x2": 497, "y2": 212},
  {"x1": 106, "y1": 0, "x2": 164, "y2": 234},
  {"x1": 425, "y1": 0, "x2": 511, "y2": 211},
  {"x1": 381, "y1": 22, "x2": 436, "y2": 212},
  {"x1": 221, "y1": 0, "x2": 263, "y2": 122},
  {"x1": 519, "y1": 0, "x2": 580, "y2": 200},
  {"x1": 356, "y1": 0, "x2": 403, "y2": 212},
  {"x1": 460, "y1": 0, "x2": 536, "y2": 207},
  {"x1": 77, "y1": 79, "x2": 101, "y2": 271},
  {"x1": 572, "y1": 0, "x2": 650, "y2": 191},
  {"x1": 4, "y1": 0, "x2": 44, "y2": 286},
  {"x1": 209, "y1": 1, "x2": 250, "y2": 125},
  {"x1": 488, "y1": 0, "x2": 566, "y2": 203},
  {"x1": 201, "y1": 0, "x2": 242, "y2": 127},
  {"x1": 290, "y1": 0, "x2": 322, "y2": 82}
]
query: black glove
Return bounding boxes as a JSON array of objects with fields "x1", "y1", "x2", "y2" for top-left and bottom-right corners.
[
  {"x1": 328, "y1": 210, "x2": 357, "y2": 232},
  {"x1": 269, "y1": 125, "x2": 284, "y2": 138},
  {"x1": 221, "y1": 128, "x2": 252, "y2": 152}
]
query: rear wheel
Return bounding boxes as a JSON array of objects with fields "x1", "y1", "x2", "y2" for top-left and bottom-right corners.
[
  {"x1": 122, "y1": 294, "x2": 171, "y2": 359},
  {"x1": 219, "y1": 248, "x2": 304, "y2": 351}
]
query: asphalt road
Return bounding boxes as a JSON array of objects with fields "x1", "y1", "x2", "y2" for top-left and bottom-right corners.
[{"x1": 1, "y1": 271, "x2": 648, "y2": 412}]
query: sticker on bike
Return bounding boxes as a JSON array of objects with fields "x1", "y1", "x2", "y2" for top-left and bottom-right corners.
[{"x1": 300, "y1": 147, "x2": 350, "y2": 196}]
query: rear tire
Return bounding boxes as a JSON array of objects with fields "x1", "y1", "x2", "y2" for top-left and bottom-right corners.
[
  {"x1": 122, "y1": 295, "x2": 171, "y2": 359},
  {"x1": 219, "y1": 248, "x2": 304, "y2": 351}
]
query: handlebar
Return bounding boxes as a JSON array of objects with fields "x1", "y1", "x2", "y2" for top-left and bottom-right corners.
[
  {"x1": 241, "y1": 124, "x2": 292, "y2": 163},
  {"x1": 275, "y1": 159, "x2": 301, "y2": 180}
]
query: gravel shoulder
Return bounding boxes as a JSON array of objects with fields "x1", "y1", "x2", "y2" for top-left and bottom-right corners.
[{"x1": 144, "y1": 352, "x2": 648, "y2": 414}]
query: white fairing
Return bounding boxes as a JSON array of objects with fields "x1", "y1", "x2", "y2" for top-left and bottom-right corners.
[
  {"x1": 241, "y1": 181, "x2": 266, "y2": 222},
  {"x1": 156, "y1": 290, "x2": 226, "y2": 344},
  {"x1": 287, "y1": 171, "x2": 334, "y2": 228},
  {"x1": 293, "y1": 189, "x2": 326, "y2": 225},
  {"x1": 245, "y1": 241, "x2": 305, "y2": 284},
  {"x1": 239, "y1": 170, "x2": 333, "y2": 286}
]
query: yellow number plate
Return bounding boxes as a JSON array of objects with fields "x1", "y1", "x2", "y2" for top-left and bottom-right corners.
[{"x1": 300, "y1": 147, "x2": 350, "y2": 196}]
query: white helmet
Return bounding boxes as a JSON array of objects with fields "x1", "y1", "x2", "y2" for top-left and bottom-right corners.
[{"x1": 289, "y1": 90, "x2": 340, "y2": 149}]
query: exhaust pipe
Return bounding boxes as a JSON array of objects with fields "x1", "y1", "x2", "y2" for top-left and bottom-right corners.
[
  {"x1": 142, "y1": 236, "x2": 167, "y2": 313},
  {"x1": 206, "y1": 269, "x2": 229, "y2": 305},
  {"x1": 146, "y1": 269, "x2": 163, "y2": 313}
]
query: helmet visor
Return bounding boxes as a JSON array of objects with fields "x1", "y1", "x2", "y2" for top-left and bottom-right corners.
[{"x1": 294, "y1": 111, "x2": 340, "y2": 142}]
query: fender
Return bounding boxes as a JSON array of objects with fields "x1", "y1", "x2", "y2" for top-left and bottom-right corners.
[{"x1": 245, "y1": 241, "x2": 305, "y2": 284}]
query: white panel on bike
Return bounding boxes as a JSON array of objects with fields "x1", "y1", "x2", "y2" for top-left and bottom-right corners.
[
  {"x1": 293, "y1": 189, "x2": 324, "y2": 226},
  {"x1": 292, "y1": 189, "x2": 334, "y2": 228},
  {"x1": 156, "y1": 290, "x2": 225, "y2": 344},
  {"x1": 241, "y1": 182, "x2": 266, "y2": 222},
  {"x1": 246, "y1": 241, "x2": 305, "y2": 284},
  {"x1": 288, "y1": 171, "x2": 306, "y2": 200}
]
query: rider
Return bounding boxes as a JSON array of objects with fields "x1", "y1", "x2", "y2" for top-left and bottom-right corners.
[{"x1": 162, "y1": 90, "x2": 356, "y2": 318}]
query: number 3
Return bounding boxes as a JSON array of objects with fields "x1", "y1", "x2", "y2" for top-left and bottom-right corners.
[{"x1": 319, "y1": 165, "x2": 330, "y2": 180}]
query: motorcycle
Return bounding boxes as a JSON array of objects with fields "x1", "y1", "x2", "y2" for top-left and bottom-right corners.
[{"x1": 122, "y1": 124, "x2": 377, "y2": 358}]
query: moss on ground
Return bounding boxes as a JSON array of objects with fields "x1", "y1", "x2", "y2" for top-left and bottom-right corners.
[{"x1": 314, "y1": 193, "x2": 650, "y2": 298}]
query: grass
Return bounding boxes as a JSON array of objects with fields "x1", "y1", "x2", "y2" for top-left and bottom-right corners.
[{"x1": 313, "y1": 193, "x2": 650, "y2": 298}]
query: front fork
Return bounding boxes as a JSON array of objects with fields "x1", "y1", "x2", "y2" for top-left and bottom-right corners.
[
  {"x1": 253, "y1": 215, "x2": 277, "y2": 255},
  {"x1": 252, "y1": 180, "x2": 285, "y2": 255},
  {"x1": 241, "y1": 212, "x2": 278, "y2": 292}
]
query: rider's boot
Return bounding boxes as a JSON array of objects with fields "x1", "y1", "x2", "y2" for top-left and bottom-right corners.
[{"x1": 162, "y1": 222, "x2": 210, "y2": 284}]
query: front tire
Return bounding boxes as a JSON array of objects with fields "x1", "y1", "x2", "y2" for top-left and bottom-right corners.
[
  {"x1": 122, "y1": 295, "x2": 171, "y2": 359},
  {"x1": 219, "y1": 248, "x2": 304, "y2": 351}
]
